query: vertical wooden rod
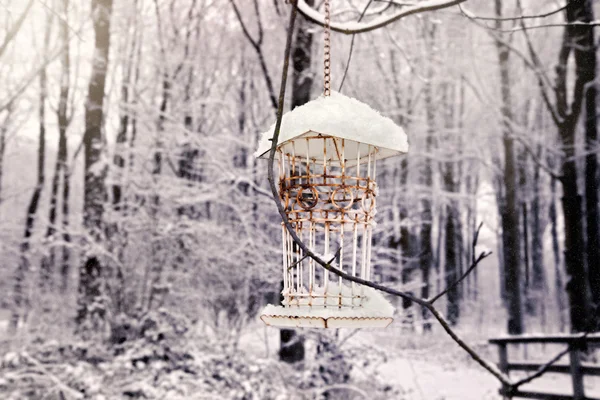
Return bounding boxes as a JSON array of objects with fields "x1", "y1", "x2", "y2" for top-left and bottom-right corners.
[
  {"x1": 324, "y1": 221, "x2": 330, "y2": 302},
  {"x1": 298, "y1": 223, "x2": 303, "y2": 296},
  {"x1": 360, "y1": 222, "x2": 368, "y2": 304},
  {"x1": 351, "y1": 220, "x2": 358, "y2": 307},
  {"x1": 282, "y1": 224, "x2": 287, "y2": 293}
]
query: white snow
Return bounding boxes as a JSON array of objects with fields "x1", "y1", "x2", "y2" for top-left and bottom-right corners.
[
  {"x1": 255, "y1": 91, "x2": 408, "y2": 162},
  {"x1": 261, "y1": 283, "x2": 394, "y2": 319}
]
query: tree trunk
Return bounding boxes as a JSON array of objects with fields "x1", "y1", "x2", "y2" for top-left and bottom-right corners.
[
  {"x1": 61, "y1": 165, "x2": 71, "y2": 293},
  {"x1": 519, "y1": 149, "x2": 531, "y2": 315},
  {"x1": 444, "y1": 164, "x2": 459, "y2": 325},
  {"x1": 495, "y1": 0, "x2": 523, "y2": 334},
  {"x1": 399, "y1": 159, "x2": 416, "y2": 331},
  {"x1": 11, "y1": 14, "x2": 51, "y2": 329},
  {"x1": 419, "y1": 19, "x2": 436, "y2": 333},
  {"x1": 42, "y1": 0, "x2": 71, "y2": 290},
  {"x1": 0, "y1": 107, "x2": 10, "y2": 205},
  {"x1": 58, "y1": 0, "x2": 72, "y2": 292},
  {"x1": 530, "y1": 144, "x2": 546, "y2": 321},
  {"x1": 442, "y1": 81, "x2": 461, "y2": 326},
  {"x1": 551, "y1": 0, "x2": 596, "y2": 333},
  {"x1": 279, "y1": 0, "x2": 314, "y2": 363},
  {"x1": 465, "y1": 167, "x2": 479, "y2": 300},
  {"x1": 579, "y1": 0, "x2": 600, "y2": 327},
  {"x1": 560, "y1": 128, "x2": 588, "y2": 332},
  {"x1": 77, "y1": 0, "x2": 113, "y2": 327},
  {"x1": 550, "y1": 177, "x2": 566, "y2": 332}
]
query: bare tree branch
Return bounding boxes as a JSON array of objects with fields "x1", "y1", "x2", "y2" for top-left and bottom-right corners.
[
  {"x1": 459, "y1": 3, "x2": 568, "y2": 22},
  {"x1": 230, "y1": 0, "x2": 278, "y2": 109},
  {"x1": 510, "y1": 132, "x2": 563, "y2": 181},
  {"x1": 430, "y1": 223, "x2": 490, "y2": 303},
  {"x1": 338, "y1": 0, "x2": 374, "y2": 92},
  {"x1": 0, "y1": 0, "x2": 35, "y2": 59},
  {"x1": 459, "y1": 4, "x2": 562, "y2": 125},
  {"x1": 495, "y1": 21, "x2": 600, "y2": 32},
  {"x1": 461, "y1": 3, "x2": 600, "y2": 32},
  {"x1": 296, "y1": 0, "x2": 467, "y2": 35}
]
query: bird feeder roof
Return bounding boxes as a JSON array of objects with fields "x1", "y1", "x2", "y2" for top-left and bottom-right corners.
[{"x1": 254, "y1": 91, "x2": 409, "y2": 161}]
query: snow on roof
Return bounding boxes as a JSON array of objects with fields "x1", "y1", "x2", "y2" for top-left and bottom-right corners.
[{"x1": 254, "y1": 91, "x2": 408, "y2": 160}]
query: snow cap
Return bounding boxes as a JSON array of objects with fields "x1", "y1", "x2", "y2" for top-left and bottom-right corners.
[{"x1": 254, "y1": 91, "x2": 408, "y2": 161}]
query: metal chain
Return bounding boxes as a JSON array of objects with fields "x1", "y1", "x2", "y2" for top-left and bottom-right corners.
[{"x1": 324, "y1": 0, "x2": 331, "y2": 96}]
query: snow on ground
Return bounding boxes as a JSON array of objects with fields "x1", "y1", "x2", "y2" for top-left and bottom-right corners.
[
  {"x1": 377, "y1": 354, "x2": 499, "y2": 400},
  {"x1": 239, "y1": 320, "x2": 600, "y2": 400}
]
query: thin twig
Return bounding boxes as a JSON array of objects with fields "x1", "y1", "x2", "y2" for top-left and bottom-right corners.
[
  {"x1": 495, "y1": 21, "x2": 600, "y2": 32},
  {"x1": 459, "y1": 4, "x2": 562, "y2": 126},
  {"x1": 430, "y1": 223, "x2": 490, "y2": 303},
  {"x1": 287, "y1": 248, "x2": 339, "y2": 271},
  {"x1": 21, "y1": 353, "x2": 84, "y2": 399},
  {"x1": 459, "y1": 3, "x2": 568, "y2": 22},
  {"x1": 230, "y1": 0, "x2": 278, "y2": 109},
  {"x1": 296, "y1": 0, "x2": 467, "y2": 35},
  {"x1": 37, "y1": 0, "x2": 84, "y2": 41},
  {"x1": 0, "y1": 0, "x2": 35, "y2": 59},
  {"x1": 516, "y1": 1, "x2": 562, "y2": 127},
  {"x1": 338, "y1": 0, "x2": 373, "y2": 92}
]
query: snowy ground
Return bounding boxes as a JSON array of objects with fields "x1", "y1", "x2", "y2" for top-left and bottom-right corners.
[
  {"x1": 2, "y1": 312, "x2": 600, "y2": 399},
  {"x1": 239, "y1": 321, "x2": 600, "y2": 400}
]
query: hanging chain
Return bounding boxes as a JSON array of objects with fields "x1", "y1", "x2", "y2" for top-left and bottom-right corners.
[{"x1": 323, "y1": 0, "x2": 331, "y2": 96}]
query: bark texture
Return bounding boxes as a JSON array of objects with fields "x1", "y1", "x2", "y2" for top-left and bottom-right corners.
[{"x1": 77, "y1": 0, "x2": 113, "y2": 327}]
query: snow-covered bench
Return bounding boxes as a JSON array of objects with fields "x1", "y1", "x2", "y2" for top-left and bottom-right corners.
[{"x1": 489, "y1": 334, "x2": 600, "y2": 400}]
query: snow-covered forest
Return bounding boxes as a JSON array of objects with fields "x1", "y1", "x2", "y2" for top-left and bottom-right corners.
[{"x1": 1, "y1": 0, "x2": 599, "y2": 398}]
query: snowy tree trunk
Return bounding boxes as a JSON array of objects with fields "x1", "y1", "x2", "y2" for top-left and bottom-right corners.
[
  {"x1": 419, "y1": 18, "x2": 436, "y2": 333},
  {"x1": 77, "y1": 0, "x2": 113, "y2": 328},
  {"x1": 530, "y1": 144, "x2": 546, "y2": 321},
  {"x1": 278, "y1": 0, "x2": 314, "y2": 363},
  {"x1": 549, "y1": 175, "x2": 567, "y2": 331},
  {"x1": 442, "y1": 82, "x2": 460, "y2": 326},
  {"x1": 444, "y1": 164, "x2": 459, "y2": 326},
  {"x1": 41, "y1": 0, "x2": 71, "y2": 290},
  {"x1": 0, "y1": 107, "x2": 10, "y2": 206},
  {"x1": 519, "y1": 149, "x2": 531, "y2": 315},
  {"x1": 580, "y1": 0, "x2": 600, "y2": 327},
  {"x1": 495, "y1": 0, "x2": 523, "y2": 335},
  {"x1": 11, "y1": 14, "x2": 51, "y2": 330},
  {"x1": 58, "y1": 0, "x2": 72, "y2": 292},
  {"x1": 553, "y1": 0, "x2": 596, "y2": 333}
]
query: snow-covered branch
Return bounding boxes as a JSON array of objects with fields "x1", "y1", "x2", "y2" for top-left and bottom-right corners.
[{"x1": 296, "y1": 0, "x2": 467, "y2": 34}]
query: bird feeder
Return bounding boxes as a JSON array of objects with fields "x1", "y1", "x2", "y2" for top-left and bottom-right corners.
[{"x1": 255, "y1": 91, "x2": 408, "y2": 328}]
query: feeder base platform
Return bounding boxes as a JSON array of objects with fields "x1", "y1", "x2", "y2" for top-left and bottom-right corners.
[{"x1": 260, "y1": 308, "x2": 393, "y2": 328}]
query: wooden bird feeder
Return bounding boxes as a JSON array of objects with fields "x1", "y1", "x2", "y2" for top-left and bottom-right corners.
[{"x1": 255, "y1": 91, "x2": 409, "y2": 328}]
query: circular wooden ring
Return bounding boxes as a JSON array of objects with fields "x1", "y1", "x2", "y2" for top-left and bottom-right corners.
[
  {"x1": 331, "y1": 187, "x2": 354, "y2": 210},
  {"x1": 361, "y1": 190, "x2": 376, "y2": 213},
  {"x1": 297, "y1": 186, "x2": 319, "y2": 210}
]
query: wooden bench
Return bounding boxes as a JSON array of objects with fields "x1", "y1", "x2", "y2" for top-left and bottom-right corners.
[{"x1": 489, "y1": 334, "x2": 600, "y2": 400}]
